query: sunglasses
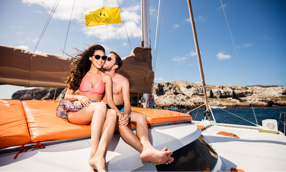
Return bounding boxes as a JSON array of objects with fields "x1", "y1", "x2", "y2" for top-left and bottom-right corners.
[
  {"x1": 93, "y1": 55, "x2": 107, "y2": 61},
  {"x1": 106, "y1": 57, "x2": 112, "y2": 61}
]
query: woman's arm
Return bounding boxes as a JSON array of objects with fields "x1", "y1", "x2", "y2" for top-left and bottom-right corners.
[{"x1": 64, "y1": 88, "x2": 90, "y2": 106}]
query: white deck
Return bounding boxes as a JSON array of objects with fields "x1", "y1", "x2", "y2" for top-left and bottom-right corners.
[
  {"x1": 0, "y1": 123, "x2": 200, "y2": 171},
  {"x1": 194, "y1": 121, "x2": 286, "y2": 171}
]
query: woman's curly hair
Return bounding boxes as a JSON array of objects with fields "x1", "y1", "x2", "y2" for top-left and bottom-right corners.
[{"x1": 66, "y1": 44, "x2": 105, "y2": 91}]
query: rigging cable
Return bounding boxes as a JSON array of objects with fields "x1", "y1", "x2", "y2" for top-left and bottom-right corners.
[
  {"x1": 102, "y1": 0, "x2": 111, "y2": 49},
  {"x1": 112, "y1": 0, "x2": 119, "y2": 52},
  {"x1": 33, "y1": 0, "x2": 61, "y2": 53},
  {"x1": 163, "y1": 1, "x2": 173, "y2": 81},
  {"x1": 220, "y1": 0, "x2": 246, "y2": 84},
  {"x1": 220, "y1": 108, "x2": 259, "y2": 126},
  {"x1": 62, "y1": 0, "x2": 76, "y2": 56},
  {"x1": 153, "y1": 0, "x2": 163, "y2": 72},
  {"x1": 30, "y1": 0, "x2": 60, "y2": 87},
  {"x1": 117, "y1": 2, "x2": 132, "y2": 51}
]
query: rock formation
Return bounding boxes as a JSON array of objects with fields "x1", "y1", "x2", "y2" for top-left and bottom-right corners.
[
  {"x1": 152, "y1": 80, "x2": 286, "y2": 108},
  {"x1": 12, "y1": 88, "x2": 65, "y2": 100}
]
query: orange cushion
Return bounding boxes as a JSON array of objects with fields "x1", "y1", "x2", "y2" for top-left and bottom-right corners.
[
  {"x1": 131, "y1": 107, "x2": 192, "y2": 127},
  {"x1": 0, "y1": 99, "x2": 31, "y2": 149},
  {"x1": 22, "y1": 100, "x2": 92, "y2": 142}
]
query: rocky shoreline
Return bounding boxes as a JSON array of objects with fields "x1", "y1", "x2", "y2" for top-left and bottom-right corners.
[
  {"x1": 153, "y1": 80, "x2": 286, "y2": 109},
  {"x1": 11, "y1": 80, "x2": 286, "y2": 109}
]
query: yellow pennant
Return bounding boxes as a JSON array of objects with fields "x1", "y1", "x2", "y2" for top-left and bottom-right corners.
[{"x1": 85, "y1": 7, "x2": 122, "y2": 27}]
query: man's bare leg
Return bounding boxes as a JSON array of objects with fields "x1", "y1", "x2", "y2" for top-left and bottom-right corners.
[
  {"x1": 119, "y1": 111, "x2": 174, "y2": 165},
  {"x1": 89, "y1": 108, "x2": 117, "y2": 172},
  {"x1": 118, "y1": 125, "x2": 143, "y2": 152}
]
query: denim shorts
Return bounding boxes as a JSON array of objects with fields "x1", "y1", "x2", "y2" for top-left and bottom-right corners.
[{"x1": 56, "y1": 99, "x2": 97, "y2": 120}]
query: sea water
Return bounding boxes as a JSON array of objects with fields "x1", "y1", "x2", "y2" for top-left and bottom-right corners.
[{"x1": 188, "y1": 107, "x2": 286, "y2": 133}]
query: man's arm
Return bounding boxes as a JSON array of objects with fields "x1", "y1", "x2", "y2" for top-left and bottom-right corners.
[{"x1": 122, "y1": 78, "x2": 131, "y2": 115}]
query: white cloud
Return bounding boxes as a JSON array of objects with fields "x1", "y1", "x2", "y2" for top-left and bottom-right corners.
[
  {"x1": 16, "y1": 45, "x2": 29, "y2": 50},
  {"x1": 218, "y1": 3, "x2": 228, "y2": 10},
  {"x1": 149, "y1": 7, "x2": 157, "y2": 18},
  {"x1": 244, "y1": 43, "x2": 254, "y2": 47},
  {"x1": 172, "y1": 56, "x2": 187, "y2": 62},
  {"x1": 22, "y1": 0, "x2": 140, "y2": 41},
  {"x1": 196, "y1": 16, "x2": 206, "y2": 22},
  {"x1": 185, "y1": 15, "x2": 206, "y2": 23},
  {"x1": 217, "y1": 51, "x2": 231, "y2": 60},
  {"x1": 195, "y1": 81, "x2": 201, "y2": 84},
  {"x1": 173, "y1": 24, "x2": 179, "y2": 29},
  {"x1": 189, "y1": 50, "x2": 197, "y2": 57},
  {"x1": 155, "y1": 77, "x2": 164, "y2": 81},
  {"x1": 122, "y1": 42, "x2": 128, "y2": 46}
]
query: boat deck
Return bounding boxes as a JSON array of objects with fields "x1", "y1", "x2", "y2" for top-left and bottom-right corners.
[
  {"x1": 194, "y1": 121, "x2": 286, "y2": 171},
  {"x1": 0, "y1": 123, "x2": 200, "y2": 171}
]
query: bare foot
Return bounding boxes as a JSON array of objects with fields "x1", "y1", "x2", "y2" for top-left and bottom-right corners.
[
  {"x1": 88, "y1": 156, "x2": 106, "y2": 172},
  {"x1": 140, "y1": 147, "x2": 174, "y2": 165},
  {"x1": 161, "y1": 147, "x2": 174, "y2": 165}
]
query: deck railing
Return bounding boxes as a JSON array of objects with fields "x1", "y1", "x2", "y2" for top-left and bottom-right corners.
[{"x1": 278, "y1": 112, "x2": 286, "y2": 135}]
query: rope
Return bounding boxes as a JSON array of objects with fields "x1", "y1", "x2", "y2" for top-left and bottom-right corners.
[
  {"x1": 251, "y1": 106, "x2": 258, "y2": 125},
  {"x1": 186, "y1": 104, "x2": 205, "y2": 114},
  {"x1": 163, "y1": 3, "x2": 173, "y2": 81},
  {"x1": 219, "y1": 0, "x2": 246, "y2": 84},
  {"x1": 30, "y1": 0, "x2": 60, "y2": 87},
  {"x1": 33, "y1": 0, "x2": 60, "y2": 53},
  {"x1": 153, "y1": 0, "x2": 163, "y2": 72},
  {"x1": 112, "y1": 0, "x2": 119, "y2": 52},
  {"x1": 117, "y1": 1, "x2": 132, "y2": 51},
  {"x1": 62, "y1": 0, "x2": 75, "y2": 56}
]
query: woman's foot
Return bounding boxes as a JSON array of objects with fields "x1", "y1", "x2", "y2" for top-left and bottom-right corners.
[
  {"x1": 140, "y1": 147, "x2": 174, "y2": 165},
  {"x1": 88, "y1": 156, "x2": 106, "y2": 172}
]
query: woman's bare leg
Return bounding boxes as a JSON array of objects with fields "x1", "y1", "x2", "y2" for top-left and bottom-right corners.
[
  {"x1": 67, "y1": 102, "x2": 107, "y2": 171},
  {"x1": 89, "y1": 109, "x2": 117, "y2": 172}
]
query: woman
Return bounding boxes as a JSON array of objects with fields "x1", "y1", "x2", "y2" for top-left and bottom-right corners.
[{"x1": 56, "y1": 44, "x2": 128, "y2": 172}]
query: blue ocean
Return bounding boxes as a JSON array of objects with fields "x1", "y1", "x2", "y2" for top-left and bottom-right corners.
[{"x1": 188, "y1": 107, "x2": 286, "y2": 133}]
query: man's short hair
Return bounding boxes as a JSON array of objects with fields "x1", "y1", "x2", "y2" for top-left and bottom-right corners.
[{"x1": 110, "y1": 51, "x2": 122, "y2": 72}]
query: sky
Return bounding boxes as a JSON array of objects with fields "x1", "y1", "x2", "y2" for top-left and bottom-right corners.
[{"x1": 0, "y1": 0, "x2": 285, "y2": 99}]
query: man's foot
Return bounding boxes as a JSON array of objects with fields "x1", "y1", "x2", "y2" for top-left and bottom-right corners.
[
  {"x1": 88, "y1": 156, "x2": 106, "y2": 172},
  {"x1": 161, "y1": 147, "x2": 174, "y2": 165},
  {"x1": 140, "y1": 147, "x2": 174, "y2": 165}
]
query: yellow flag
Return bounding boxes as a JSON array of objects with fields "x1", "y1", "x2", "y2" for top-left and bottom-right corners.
[{"x1": 85, "y1": 7, "x2": 122, "y2": 27}]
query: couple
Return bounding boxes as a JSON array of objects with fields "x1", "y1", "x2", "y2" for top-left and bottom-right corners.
[{"x1": 56, "y1": 44, "x2": 174, "y2": 171}]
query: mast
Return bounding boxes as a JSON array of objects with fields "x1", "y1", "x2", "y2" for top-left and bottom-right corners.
[
  {"x1": 187, "y1": 0, "x2": 211, "y2": 119},
  {"x1": 141, "y1": 0, "x2": 151, "y2": 48},
  {"x1": 141, "y1": 0, "x2": 151, "y2": 108}
]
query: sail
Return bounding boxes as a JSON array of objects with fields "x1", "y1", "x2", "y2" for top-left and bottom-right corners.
[
  {"x1": 0, "y1": 45, "x2": 154, "y2": 93},
  {"x1": 0, "y1": 45, "x2": 72, "y2": 88},
  {"x1": 118, "y1": 47, "x2": 154, "y2": 94}
]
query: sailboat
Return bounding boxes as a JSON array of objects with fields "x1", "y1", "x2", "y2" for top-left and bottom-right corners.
[{"x1": 1, "y1": 0, "x2": 286, "y2": 171}]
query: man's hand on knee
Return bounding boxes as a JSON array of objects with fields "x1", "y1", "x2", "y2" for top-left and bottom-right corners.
[{"x1": 118, "y1": 113, "x2": 129, "y2": 126}]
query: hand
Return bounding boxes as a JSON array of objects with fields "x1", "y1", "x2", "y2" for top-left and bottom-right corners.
[
  {"x1": 77, "y1": 95, "x2": 91, "y2": 106},
  {"x1": 118, "y1": 112, "x2": 129, "y2": 126},
  {"x1": 73, "y1": 101, "x2": 81, "y2": 106}
]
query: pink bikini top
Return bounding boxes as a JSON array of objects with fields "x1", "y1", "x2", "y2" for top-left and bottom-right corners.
[{"x1": 78, "y1": 72, "x2": 104, "y2": 95}]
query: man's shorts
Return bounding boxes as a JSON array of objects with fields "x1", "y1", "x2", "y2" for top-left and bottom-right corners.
[
  {"x1": 56, "y1": 99, "x2": 97, "y2": 120},
  {"x1": 106, "y1": 105, "x2": 125, "y2": 113}
]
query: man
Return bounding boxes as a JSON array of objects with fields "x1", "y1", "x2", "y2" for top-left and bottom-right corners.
[{"x1": 103, "y1": 51, "x2": 174, "y2": 165}]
